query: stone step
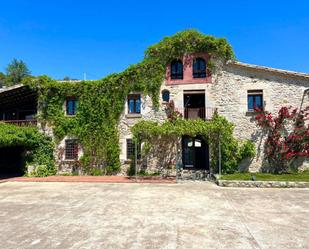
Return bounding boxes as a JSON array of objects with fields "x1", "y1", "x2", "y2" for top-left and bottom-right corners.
[{"x1": 177, "y1": 169, "x2": 211, "y2": 181}]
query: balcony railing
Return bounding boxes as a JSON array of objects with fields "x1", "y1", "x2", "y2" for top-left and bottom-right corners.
[
  {"x1": 2, "y1": 120, "x2": 37, "y2": 126},
  {"x1": 178, "y1": 107, "x2": 216, "y2": 120}
]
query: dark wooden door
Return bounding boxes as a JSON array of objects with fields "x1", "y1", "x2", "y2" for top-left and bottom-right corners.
[{"x1": 182, "y1": 135, "x2": 209, "y2": 170}]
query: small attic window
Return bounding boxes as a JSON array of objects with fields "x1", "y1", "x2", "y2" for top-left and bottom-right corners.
[{"x1": 162, "y1": 90, "x2": 170, "y2": 102}]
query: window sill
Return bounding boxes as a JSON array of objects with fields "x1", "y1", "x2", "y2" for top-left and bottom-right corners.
[
  {"x1": 126, "y1": 113, "x2": 142, "y2": 118},
  {"x1": 193, "y1": 76, "x2": 207, "y2": 79},
  {"x1": 246, "y1": 111, "x2": 264, "y2": 116},
  {"x1": 65, "y1": 114, "x2": 76, "y2": 117}
]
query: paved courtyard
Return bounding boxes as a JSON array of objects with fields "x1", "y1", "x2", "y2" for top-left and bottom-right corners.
[{"x1": 0, "y1": 181, "x2": 308, "y2": 249}]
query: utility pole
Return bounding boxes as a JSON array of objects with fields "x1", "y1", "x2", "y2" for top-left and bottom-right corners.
[{"x1": 83, "y1": 72, "x2": 87, "y2": 81}]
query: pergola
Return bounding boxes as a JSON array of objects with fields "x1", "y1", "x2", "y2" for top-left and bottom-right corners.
[{"x1": 0, "y1": 85, "x2": 37, "y2": 124}]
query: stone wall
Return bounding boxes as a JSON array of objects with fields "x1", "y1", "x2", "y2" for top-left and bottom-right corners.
[
  {"x1": 55, "y1": 135, "x2": 84, "y2": 174},
  {"x1": 118, "y1": 93, "x2": 168, "y2": 175},
  {"x1": 211, "y1": 63, "x2": 309, "y2": 171},
  {"x1": 217, "y1": 179, "x2": 309, "y2": 188},
  {"x1": 118, "y1": 82, "x2": 215, "y2": 175},
  {"x1": 118, "y1": 61, "x2": 309, "y2": 174}
]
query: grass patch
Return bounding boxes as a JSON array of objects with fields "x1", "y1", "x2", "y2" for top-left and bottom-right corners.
[{"x1": 220, "y1": 171, "x2": 309, "y2": 182}]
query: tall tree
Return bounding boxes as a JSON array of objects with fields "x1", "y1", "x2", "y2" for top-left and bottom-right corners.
[
  {"x1": 5, "y1": 59, "x2": 31, "y2": 86},
  {"x1": 0, "y1": 72, "x2": 6, "y2": 88}
]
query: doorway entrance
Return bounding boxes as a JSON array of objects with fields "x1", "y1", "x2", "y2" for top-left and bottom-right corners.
[
  {"x1": 182, "y1": 135, "x2": 209, "y2": 170},
  {"x1": 183, "y1": 91, "x2": 206, "y2": 120},
  {"x1": 0, "y1": 146, "x2": 25, "y2": 179}
]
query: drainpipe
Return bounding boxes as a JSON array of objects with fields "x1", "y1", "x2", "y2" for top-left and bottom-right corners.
[
  {"x1": 218, "y1": 132, "x2": 222, "y2": 177},
  {"x1": 299, "y1": 88, "x2": 309, "y2": 114},
  {"x1": 135, "y1": 140, "x2": 138, "y2": 182}
]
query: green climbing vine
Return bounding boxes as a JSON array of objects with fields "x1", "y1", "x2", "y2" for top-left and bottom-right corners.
[
  {"x1": 131, "y1": 114, "x2": 255, "y2": 174},
  {"x1": 24, "y1": 29, "x2": 235, "y2": 174}
]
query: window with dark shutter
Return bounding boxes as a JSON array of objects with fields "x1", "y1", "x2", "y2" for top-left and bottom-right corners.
[
  {"x1": 128, "y1": 94, "x2": 141, "y2": 114},
  {"x1": 193, "y1": 58, "x2": 206, "y2": 78},
  {"x1": 66, "y1": 97, "x2": 77, "y2": 116},
  {"x1": 171, "y1": 60, "x2": 183, "y2": 80},
  {"x1": 247, "y1": 90, "x2": 263, "y2": 111}
]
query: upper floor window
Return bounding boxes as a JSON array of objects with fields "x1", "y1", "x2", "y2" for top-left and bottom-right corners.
[
  {"x1": 247, "y1": 90, "x2": 263, "y2": 111},
  {"x1": 171, "y1": 60, "x2": 183, "y2": 80},
  {"x1": 128, "y1": 94, "x2": 141, "y2": 114},
  {"x1": 66, "y1": 97, "x2": 77, "y2": 116},
  {"x1": 162, "y1": 90, "x2": 170, "y2": 102},
  {"x1": 65, "y1": 139, "x2": 78, "y2": 160},
  {"x1": 193, "y1": 58, "x2": 206, "y2": 78}
]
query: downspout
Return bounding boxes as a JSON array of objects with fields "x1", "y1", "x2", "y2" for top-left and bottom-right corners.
[{"x1": 299, "y1": 88, "x2": 309, "y2": 113}]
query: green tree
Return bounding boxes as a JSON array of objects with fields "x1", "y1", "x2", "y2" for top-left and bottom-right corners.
[
  {"x1": 0, "y1": 72, "x2": 6, "y2": 88},
  {"x1": 5, "y1": 59, "x2": 31, "y2": 86}
]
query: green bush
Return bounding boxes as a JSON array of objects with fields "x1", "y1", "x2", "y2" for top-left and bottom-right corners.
[
  {"x1": 0, "y1": 123, "x2": 56, "y2": 176},
  {"x1": 33, "y1": 165, "x2": 50, "y2": 177},
  {"x1": 127, "y1": 157, "x2": 136, "y2": 176},
  {"x1": 90, "y1": 168, "x2": 103, "y2": 176}
]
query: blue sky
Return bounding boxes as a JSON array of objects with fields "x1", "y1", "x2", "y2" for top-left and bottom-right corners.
[{"x1": 0, "y1": 1, "x2": 308, "y2": 80}]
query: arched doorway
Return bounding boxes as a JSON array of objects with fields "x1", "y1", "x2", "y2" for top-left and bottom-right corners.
[{"x1": 182, "y1": 135, "x2": 209, "y2": 170}]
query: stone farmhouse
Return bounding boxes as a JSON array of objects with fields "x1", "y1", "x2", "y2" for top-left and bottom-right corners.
[
  {"x1": 118, "y1": 58, "x2": 309, "y2": 175},
  {"x1": 0, "y1": 33, "x2": 308, "y2": 177}
]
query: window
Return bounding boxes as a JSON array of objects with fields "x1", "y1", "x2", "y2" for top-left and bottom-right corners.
[
  {"x1": 126, "y1": 139, "x2": 141, "y2": 160},
  {"x1": 65, "y1": 139, "x2": 78, "y2": 160},
  {"x1": 128, "y1": 94, "x2": 141, "y2": 114},
  {"x1": 66, "y1": 97, "x2": 77, "y2": 116},
  {"x1": 171, "y1": 60, "x2": 183, "y2": 79},
  {"x1": 193, "y1": 58, "x2": 206, "y2": 78},
  {"x1": 247, "y1": 90, "x2": 263, "y2": 111},
  {"x1": 162, "y1": 90, "x2": 170, "y2": 102}
]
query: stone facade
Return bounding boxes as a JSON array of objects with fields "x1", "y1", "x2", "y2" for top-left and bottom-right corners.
[
  {"x1": 213, "y1": 62, "x2": 309, "y2": 171},
  {"x1": 118, "y1": 59, "x2": 309, "y2": 174},
  {"x1": 34, "y1": 56, "x2": 308, "y2": 174}
]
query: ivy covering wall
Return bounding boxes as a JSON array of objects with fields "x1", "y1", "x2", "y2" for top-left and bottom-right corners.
[
  {"x1": 0, "y1": 123, "x2": 55, "y2": 176},
  {"x1": 23, "y1": 29, "x2": 238, "y2": 174},
  {"x1": 131, "y1": 112, "x2": 255, "y2": 173}
]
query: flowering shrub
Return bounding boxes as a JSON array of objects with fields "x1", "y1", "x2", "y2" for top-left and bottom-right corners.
[
  {"x1": 255, "y1": 106, "x2": 309, "y2": 173},
  {"x1": 165, "y1": 100, "x2": 183, "y2": 121}
]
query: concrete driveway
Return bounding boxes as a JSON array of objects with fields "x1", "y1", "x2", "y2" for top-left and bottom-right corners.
[{"x1": 0, "y1": 182, "x2": 308, "y2": 249}]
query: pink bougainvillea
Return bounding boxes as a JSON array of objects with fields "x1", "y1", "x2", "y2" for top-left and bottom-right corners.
[
  {"x1": 255, "y1": 106, "x2": 309, "y2": 173},
  {"x1": 165, "y1": 100, "x2": 183, "y2": 121}
]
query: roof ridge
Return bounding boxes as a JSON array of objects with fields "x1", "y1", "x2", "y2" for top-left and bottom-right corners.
[{"x1": 229, "y1": 61, "x2": 309, "y2": 79}]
